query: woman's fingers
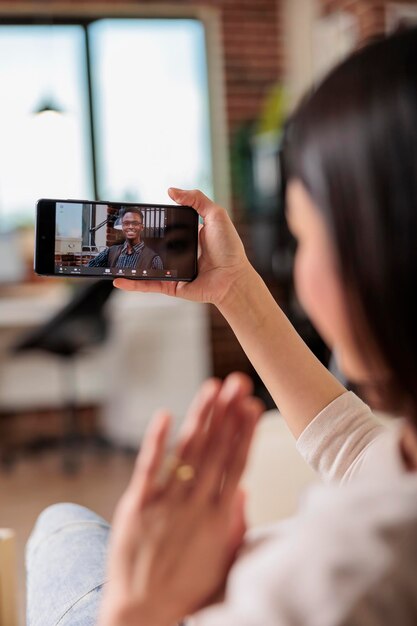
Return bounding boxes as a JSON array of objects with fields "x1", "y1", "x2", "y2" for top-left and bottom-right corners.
[
  {"x1": 220, "y1": 397, "x2": 264, "y2": 505},
  {"x1": 165, "y1": 374, "x2": 253, "y2": 500},
  {"x1": 177, "y1": 378, "x2": 222, "y2": 445},
  {"x1": 128, "y1": 409, "x2": 172, "y2": 507},
  {"x1": 113, "y1": 278, "x2": 179, "y2": 297},
  {"x1": 198, "y1": 373, "x2": 253, "y2": 480},
  {"x1": 168, "y1": 187, "x2": 217, "y2": 220},
  {"x1": 110, "y1": 411, "x2": 172, "y2": 574},
  {"x1": 204, "y1": 373, "x2": 253, "y2": 442},
  {"x1": 171, "y1": 374, "x2": 257, "y2": 504},
  {"x1": 197, "y1": 397, "x2": 262, "y2": 500},
  {"x1": 179, "y1": 373, "x2": 253, "y2": 471},
  {"x1": 163, "y1": 379, "x2": 222, "y2": 497},
  {"x1": 227, "y1": 487, "x2": 247, "y2": 559},
  {"x1": 130, "y1": 373, "x2": 259, "y2": 509}
]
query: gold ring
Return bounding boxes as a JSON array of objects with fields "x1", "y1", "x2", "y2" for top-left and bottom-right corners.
[{"x1": 175, "y1": 464, "x2": 195, "y2": 482}]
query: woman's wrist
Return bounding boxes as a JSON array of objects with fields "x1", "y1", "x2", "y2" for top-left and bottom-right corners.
[
  {"x1": 216, "y1": 262, "x2": 267, "y2": 323},
  {"x1": 98, "y1": 602, "x2": 171, "y2": 626}
]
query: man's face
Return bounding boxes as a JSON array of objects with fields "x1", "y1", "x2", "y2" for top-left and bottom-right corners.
[{"x1": 122, "y1": 211, "x2": 144, "y2": 243}]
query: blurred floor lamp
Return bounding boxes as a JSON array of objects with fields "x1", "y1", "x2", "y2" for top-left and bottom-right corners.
[
  {"x1": 12, "y1": 280, "x2": 115, "y2": 473},
  {"x1": 88, "y1": 208, "x2": 123, "y2": 243}
]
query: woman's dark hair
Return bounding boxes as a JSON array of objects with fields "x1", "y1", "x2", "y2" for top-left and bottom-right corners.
[{"x1": 286, "y1": 27, "x2": 417, "y2": 419}]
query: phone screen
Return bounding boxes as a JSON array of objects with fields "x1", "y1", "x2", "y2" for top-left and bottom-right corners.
[{"x1": 37, "y1": 200, "x2": 198, "y2": 281}]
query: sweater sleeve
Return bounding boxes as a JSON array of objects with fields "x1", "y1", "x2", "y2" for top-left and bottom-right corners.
[
  {"x1": 87, "y1": 248, "x2": 109, "y2": 267},
  {"x1": 295, "y1": 390, "x2": 388, "y2": 484}
]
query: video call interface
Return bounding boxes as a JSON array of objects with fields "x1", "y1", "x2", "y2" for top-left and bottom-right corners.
[{"x1": 54, "y1": 202, "x2": 197, "y2": 279}]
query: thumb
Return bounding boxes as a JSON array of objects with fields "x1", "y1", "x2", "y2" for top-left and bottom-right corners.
[
  {"x1": 227, "y1": 487, "x2": 247, "y2": 560},
  {"x1": 168, "y1": 187, "x2": 216, "y2": 220}
]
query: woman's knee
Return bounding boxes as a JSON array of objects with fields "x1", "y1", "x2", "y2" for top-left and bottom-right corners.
[
  {"x1": 26, "y1": 503, "x2": 110, "y2": 626},
  {"x1": 26, "y1": 503, "x2": 104, "y2": 567}
]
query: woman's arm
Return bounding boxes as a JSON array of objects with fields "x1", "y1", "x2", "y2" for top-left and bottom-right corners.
[
  {"x1": 217, "y1": 263, "x2": 345, "y2": 438},
  {"x1": 115, "y1": 189, "x2": 345, "y2": 438}
]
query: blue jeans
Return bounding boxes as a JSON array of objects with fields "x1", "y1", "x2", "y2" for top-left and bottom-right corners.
[{"x1": 26, "y1": 503, "x2": 110, "y2": 626}]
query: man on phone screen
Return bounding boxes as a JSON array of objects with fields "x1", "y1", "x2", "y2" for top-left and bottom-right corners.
[{"x1": 88, "y1": 208, "x2": 163, "y2": 271}]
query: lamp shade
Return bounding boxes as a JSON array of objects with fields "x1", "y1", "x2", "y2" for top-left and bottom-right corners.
[
  {"x1": 113, "y1": 216, "x2": 123, "y2": 230},
  {"x1": 32, "y1": 97, "x2": 64, "y2": 116}
]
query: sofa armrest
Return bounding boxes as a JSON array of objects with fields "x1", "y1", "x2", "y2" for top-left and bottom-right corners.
[
  {"x1": 0, "y1": 529, "x2": 18, "y2": 626},
  {"x1": 243, "y1": 410, "x2": 318, "y2": 527}
]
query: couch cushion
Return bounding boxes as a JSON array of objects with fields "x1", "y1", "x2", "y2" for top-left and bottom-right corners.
[{"x1": 243, "y1": 410, "x2": 318, "y2": 526}]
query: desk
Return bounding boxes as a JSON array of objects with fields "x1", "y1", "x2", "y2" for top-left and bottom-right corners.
[
  {"x1": 0, "y1": 285, "x2": 69, "y2": 330},
  {"x1": 0, "y1": 287, "x2": 210, "y2": 443}
]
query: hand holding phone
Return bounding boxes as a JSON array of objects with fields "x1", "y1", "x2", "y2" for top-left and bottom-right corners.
[{"x1": 114, "y1": 188, "x2": 252, "y2": 306}]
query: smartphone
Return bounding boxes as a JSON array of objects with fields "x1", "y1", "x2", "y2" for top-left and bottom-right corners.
[{"x1": 35, "y1": 199, "x2": 199, "y2": 281}]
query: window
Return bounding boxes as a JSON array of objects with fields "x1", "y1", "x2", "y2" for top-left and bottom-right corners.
[
  {"x1": 0, "y1": 26, "x2": 92, "y2": 228},
  {"x1": 0, "y1": 17, "x2": 212, "y2": 229},
  {"x1": 90, "y1": 19, "x2": 212, "y2": 203}
]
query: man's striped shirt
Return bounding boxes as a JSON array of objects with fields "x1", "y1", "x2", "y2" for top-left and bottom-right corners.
[{"x1": 88, "y1": 241, "x2": 163, "y2": 270}]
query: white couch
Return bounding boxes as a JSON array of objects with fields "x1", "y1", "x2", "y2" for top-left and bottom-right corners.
[{"x1": 243, "y1": 410, "x2": 318, "y2": 527}]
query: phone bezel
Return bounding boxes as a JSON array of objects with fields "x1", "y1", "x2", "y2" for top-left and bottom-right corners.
[{"x1": 35, "y1": 198, "x2": 199, "y2": 282}]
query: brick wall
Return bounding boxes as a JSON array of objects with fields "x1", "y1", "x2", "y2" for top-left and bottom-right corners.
[
  {"x1": 55, "y1": 253, "x2": 96, "y2": 267},
  {"x1": 320, "y1": 0, "x2": 417, "y2": 43},
  {"x1": 106, "y1": 205, "x2": 123, "y2": 247}
]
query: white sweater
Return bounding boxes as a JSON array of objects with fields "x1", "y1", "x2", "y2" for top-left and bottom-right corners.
[{"x1": 189, "y1": 391, "x2": 417, "y2": 626}]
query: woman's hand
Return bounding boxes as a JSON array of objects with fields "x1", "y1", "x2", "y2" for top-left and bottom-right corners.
[
  {"x1": 113, "y1": 188, "x2": 253, "y2": 308},
  {"x1": 98, "y1": 373, "x2": 264, "y2": 626}
]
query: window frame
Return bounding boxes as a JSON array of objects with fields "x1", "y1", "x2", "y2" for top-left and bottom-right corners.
[{"x1": 0, "y1": 2, "x2": 231, "y2": 212}]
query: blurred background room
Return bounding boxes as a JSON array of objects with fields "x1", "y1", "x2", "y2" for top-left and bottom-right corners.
[{"x1": 0, "y1": 0, "x2": 417, "y2": 623}]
